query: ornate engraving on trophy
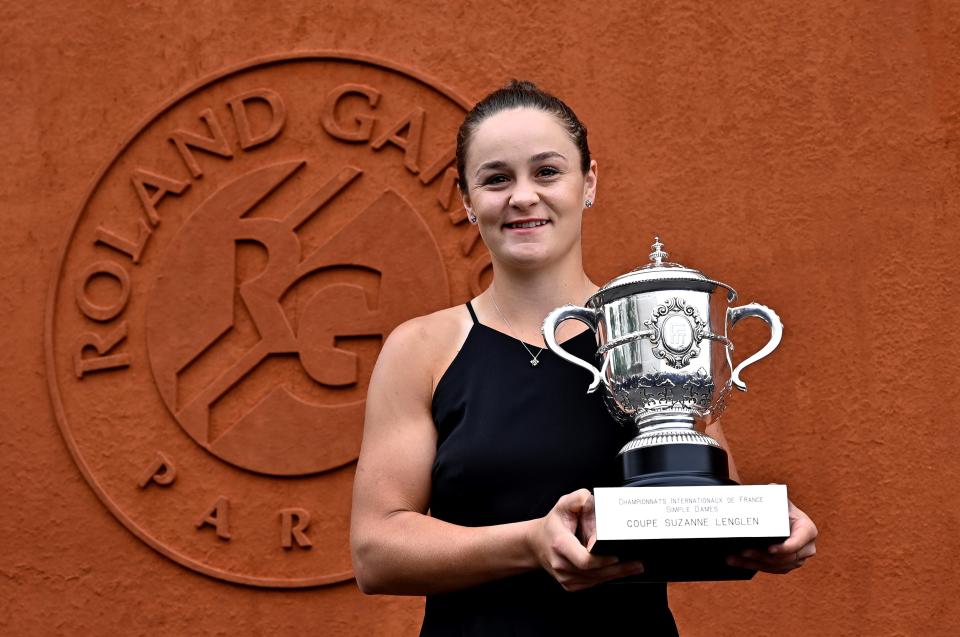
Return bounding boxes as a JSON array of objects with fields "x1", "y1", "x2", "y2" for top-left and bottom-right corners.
[
  {"x1": 663, "y1": 317, "x2": 692, "y2": 352},
  {"x1": 636, "y1": 369, "x2": 715, "y2": 411},
  {"x1": 646, "y1": 297, "x2": 705, "y2": 368},
  {"x1": 47, "y1": 54, "x2": 473, "y2": 588}
]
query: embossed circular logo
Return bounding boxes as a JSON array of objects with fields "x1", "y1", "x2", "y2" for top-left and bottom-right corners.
[
  {"x1": 45, "y1": 53, "x2": 480, "y2": 587},
  {"x1": 661, "y1": 315, "x2": 693, "y2": 353}
]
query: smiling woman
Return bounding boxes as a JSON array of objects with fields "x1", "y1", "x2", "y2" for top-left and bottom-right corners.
[
  {"x1": 462, "y1": 105, "x2": 596, "y2": 272},
  {"x1": 349, "y1": 80, "x2": 817, "y2": 636}
]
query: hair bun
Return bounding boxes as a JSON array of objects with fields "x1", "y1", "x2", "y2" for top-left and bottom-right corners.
[{"x1": 505, "y1": 79, "x2": 539, "y2": 92}]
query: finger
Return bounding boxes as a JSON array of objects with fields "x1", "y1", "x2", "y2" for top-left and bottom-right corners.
[
  {"x1": 730, "y1": 544, "x2": 812, "y2": 571},
  {"x1": 768, "y1": 535, "x2": 815, "y2": 557},
  {"x1": 549, "y1": 552, "x2": 610, "y2": 584},
  {"x1": 737, "y1": 549, "x2": 802, "y2": 568},
  {"x1": 578, "y1": 496, "x2": 598, "y2": 548},
  {"x1": 763, "y1": 542, "x2": 815, "y2": 563},
  {"x1": 552, "y1": 530, "x2": 618, "y2": 571},
  {"x1": 584, "y1": 558, "x2": 645, "y2": 582},
  {"x1": 770, "y1": 502, "x2": 818, "y2": 556},
  {"x1": 562, "y1": 561, "x2": 646, "y2": 591},
  {"x1": 558, "y1": 488, "x2": 593, "y2": 513},
  {"x1": 583, "y1": 533, "x2": 598, "y2": 553},
  {"x1": 556, "y1": 489, "x2": 593, "y2": 533},
  {"x1": 769, "y1": 520, "x2": 818, "y2": 555}
]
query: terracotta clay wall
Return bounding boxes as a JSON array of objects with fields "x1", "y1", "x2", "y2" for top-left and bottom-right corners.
[{"x1": 3, "y1": 1, "x2": 959, "y2": 635}]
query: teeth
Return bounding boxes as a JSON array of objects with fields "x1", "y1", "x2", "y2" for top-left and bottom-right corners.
[{"x1": 508, "y1": 220, "x2": 548, "y2": 228}]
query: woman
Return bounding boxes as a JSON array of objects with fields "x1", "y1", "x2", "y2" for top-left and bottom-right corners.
[{"x1": 350, "y1": 81, "x2": 817, "y2": 635}]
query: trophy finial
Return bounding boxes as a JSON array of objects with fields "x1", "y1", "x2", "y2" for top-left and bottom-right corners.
[{"x1": 649, "y1": 236, "x2": 668, "y2": 265}]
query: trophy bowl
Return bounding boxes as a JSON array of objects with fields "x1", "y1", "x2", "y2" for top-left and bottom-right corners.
[{"x1": 542, "y1": 238, "x2": 783, "y2": 488}]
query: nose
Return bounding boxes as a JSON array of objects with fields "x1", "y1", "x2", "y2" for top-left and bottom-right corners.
[{"x1": 508, "y1": 177, "x2": 539, "y2": 209}]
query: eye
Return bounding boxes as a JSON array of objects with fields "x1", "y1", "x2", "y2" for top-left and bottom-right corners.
[
  {"x1": 482, "y1": 174, "x2": 509, "y2": 186},
  {"x1": 536, "y1": 166, "x2": 561, "y2": 178}
]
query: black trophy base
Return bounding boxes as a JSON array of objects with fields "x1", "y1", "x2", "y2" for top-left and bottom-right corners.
[
  {"x1": 589, "y1": 441, "x2": 787, "y2": 582},
  {"x1": 590, "y1": 536, "x2": 784, "y2": 582},
  {"x1": 620, "y1": 440, "x2": 736, "y2": 488}
]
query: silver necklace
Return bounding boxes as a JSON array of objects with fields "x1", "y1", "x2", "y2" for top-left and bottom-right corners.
[{"x1": 490, "y1": 288, "x2": 544, "y2": 367}]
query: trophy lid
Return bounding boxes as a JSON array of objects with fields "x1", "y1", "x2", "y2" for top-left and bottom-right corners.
[{"x1": 589, "y1": 237, "x2": 737, "y2": 305}]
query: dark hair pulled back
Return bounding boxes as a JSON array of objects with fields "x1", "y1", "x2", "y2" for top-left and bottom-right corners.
[{"x1": 455, "y1": 80, "x2": 591, "y2": 191}]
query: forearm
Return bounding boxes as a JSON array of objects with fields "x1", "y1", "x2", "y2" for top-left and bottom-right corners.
[
  {"x1": 705, "y1": 419, "x2": 740, "y2": 482},
  {"x1": 352, "y1": 511, "x2": 540, "y2": 595},
  {"x1": 726, "y1": 449, "x2": 740, "y2": 483}
]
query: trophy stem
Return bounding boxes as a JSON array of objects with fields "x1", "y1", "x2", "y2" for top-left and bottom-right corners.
[{"x1": 635, "y1": 413, "x2": 696, "y2": 430}]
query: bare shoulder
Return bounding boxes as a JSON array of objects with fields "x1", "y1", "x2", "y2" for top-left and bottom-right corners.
[{"x1": 374, "y1": 304, "x2": 473, "y2": 391}]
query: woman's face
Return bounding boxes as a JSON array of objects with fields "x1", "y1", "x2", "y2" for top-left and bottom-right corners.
[{"x1": 462, "y1": 107, "x2": 597, "y2": 270}]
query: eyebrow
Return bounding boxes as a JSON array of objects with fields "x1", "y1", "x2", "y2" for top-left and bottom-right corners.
[
  {"x1": 474, "y1": 151, "x2": 569, "y2": 177},
  {"x1": 530, "y1": 151, "x2": 567, "y2": 163}
]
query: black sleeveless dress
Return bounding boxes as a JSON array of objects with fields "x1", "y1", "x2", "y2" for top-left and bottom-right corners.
[{"x1": 422, "y1": 302, "x2": 678, "y2": 636}]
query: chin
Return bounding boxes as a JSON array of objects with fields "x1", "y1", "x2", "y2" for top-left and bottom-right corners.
[{"x1": 500, "y1": 247, "x2": 554, "y2": 269}]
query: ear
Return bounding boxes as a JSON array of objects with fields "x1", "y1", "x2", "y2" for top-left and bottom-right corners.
[
  {"x1": 583, "y1": 160, "x2": 598, "y2": 205},
  {"x1": 460, "y1": 187, "x2": 477, "y2": 223}
]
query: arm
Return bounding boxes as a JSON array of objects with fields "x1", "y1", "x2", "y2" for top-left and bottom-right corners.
[
  {"x1": 707, "y1": 419, "x2": 818, "y2": 574},
  {"x1": 350, "y1": 316, "x2": 642, "y2": 595},
  {"x1": 705, "y1": 418, "x2": 739, "y2": 483}
]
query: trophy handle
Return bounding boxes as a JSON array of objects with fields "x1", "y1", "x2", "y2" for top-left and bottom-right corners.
[
  {"x1": 542, "y1": 304, "x2": 604, "y2": 393},
  {"x1": 728, "y1": 303, "x2": 783, "y2": 392}
]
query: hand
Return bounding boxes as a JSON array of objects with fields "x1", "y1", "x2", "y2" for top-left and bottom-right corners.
[
  {"x1": 528, "y1": 489, "x2": 645, "y2": 591},
  {"x1": 727, "y1": 500, "x2": 818, "y2": 574}
]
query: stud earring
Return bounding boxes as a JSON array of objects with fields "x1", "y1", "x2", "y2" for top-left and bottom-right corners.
[
  {"x1": 467, "y1": 211, "x2": 478, "y2": 223},
  {"x1": 584, "y1": 199, "x2": 593, "y2": 208}
]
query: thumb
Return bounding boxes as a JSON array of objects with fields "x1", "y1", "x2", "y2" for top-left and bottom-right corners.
[
  {"x1": 557, "y1": 489, "x2": 592, "y2": 514},
  {"x1": 577, "y1": 494, "x2": 598, "y2": 549},
  {"x1": 556, "y1": 489, "x2": 593, "y2": 533}
]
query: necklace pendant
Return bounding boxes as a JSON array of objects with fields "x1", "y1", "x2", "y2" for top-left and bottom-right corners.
[{"x1": 530, "y1": 358, "x2": 540, "y2": 367}]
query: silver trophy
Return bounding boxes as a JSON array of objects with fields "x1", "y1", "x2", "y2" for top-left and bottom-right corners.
[{"x1": 542, "y1": 238, "x2": 783, "y2": 488}]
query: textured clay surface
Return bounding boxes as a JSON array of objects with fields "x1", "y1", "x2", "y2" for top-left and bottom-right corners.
[{"x1": 3, "y1": 1, "x2": 959, "y2": 636}]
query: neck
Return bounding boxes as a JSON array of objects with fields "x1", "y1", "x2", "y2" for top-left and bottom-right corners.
[{"x1": 481, "y1": 250, "x2": 598, "y2": 344}]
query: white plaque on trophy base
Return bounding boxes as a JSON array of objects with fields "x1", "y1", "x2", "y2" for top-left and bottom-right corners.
[{"x1": 591, "y1": 484, "x2": 790, "y2": 582}]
